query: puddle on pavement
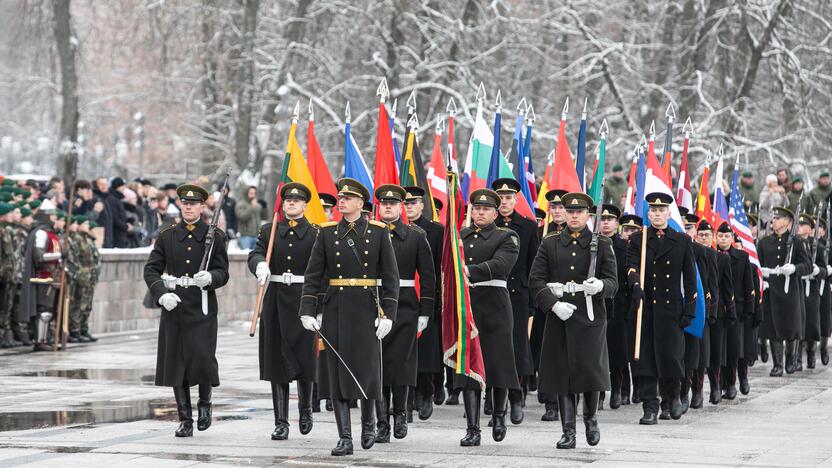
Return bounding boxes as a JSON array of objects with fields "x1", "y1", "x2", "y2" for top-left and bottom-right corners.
[{"x1": 15, "y1": 368, "x2": 156, "y2": 384}]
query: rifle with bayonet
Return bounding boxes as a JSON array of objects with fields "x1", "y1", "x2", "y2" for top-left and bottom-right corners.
[
  {"x1": 198, "y1": 172, "x2": 229, "y2": 316},
  {"x1": 805, "y1": 201, "x2": 824, "y2": 296},
  {"x1": 784, "y1": 193, "x2": 803, "y2": 294}
]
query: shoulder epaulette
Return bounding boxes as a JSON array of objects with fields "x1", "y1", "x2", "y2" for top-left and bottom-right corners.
[
  {"x1": 369, "y1": 220, "x2": 387, "y2": 228},
  {"x1": 311, "y1": 223, "x2": 321, "y2": 230},
  {"x1": 319, "y1": 221, "x2": 337, "y2": 228},
  {"x1": 161, "y1": 224, "x2": 176, "y2": 234},
  {"x1": 408, "y1": 224, "x2": 426, "y2": 235},
  {"x1": 544, "y1": 231, "x2": 559, "y2": 239},
  {"x1": 497, "y1": 226, "x2": 516, "y2": 235}
]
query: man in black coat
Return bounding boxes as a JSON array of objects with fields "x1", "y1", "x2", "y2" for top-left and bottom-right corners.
[
  {"x1": 601, "y1": 206, "x2": 630, "y2": 410},
  {"x1": 456, "y1": 188, "x2": 520, "y2": 447},
  {"x1": 493, "y1": 178, "x2": 539, "y2": 425},
  {"x1": 374, "y1": 184, "x2": 435, "y2": 442},
  {"x1": 530, "y1": 192, "x2": 618, "y2": 449},
  {"x1": 248, "y1": 182, "x2": 320, "y2": 441},
  {"x1": 716, "y1": 222, "x2": 753, "y2": 400},
  {"x1": 818, "y1": 219, "x2": 832, "y2": 366},
  {"x1": 796, "y1": 213, "x2": 826, "y2": 370},
  {"x1": 143, "y1": 184, "x2": 229, "y2": 438},
  {"x1": 759, "y1": 206, "x2": 812, "y2": 376},
  {"x1": 299, "y1": 178, "x2": 400, "y2": 457},
  {"x1": 625, "y1": 192, "x2": 697, "y2": 425},
  {"x1": 104, "y1": 177, "x2": 131, "y2": 248},
  {"x1": 403, "y1": 186, "x2": 446, "y2": 413}
]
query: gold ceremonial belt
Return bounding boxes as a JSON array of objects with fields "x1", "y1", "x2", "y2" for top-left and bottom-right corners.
[{"x1": 329, "y1": 278, "x2": 380, "y2": 287}]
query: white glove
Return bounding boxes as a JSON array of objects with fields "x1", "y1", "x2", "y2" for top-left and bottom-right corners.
[
  {"x1": 548, "y1": 282, "x2": 565, "y2": 298},
  {"x1": 761, "y1": 267, "x2": 772, "y2": 278},
  {"x1": 300, "y1": 315, "x2": 320, "y2": 331},
  {"x1": 417, "y1": 316, "x2": 429, "y2": 333},
  {"x1": 552, "y1": 301, "x2": 577, "y2": 321},
  {"x1": 316, "y1": 314, "x2": 323, "y2": 328},
  {"x1": 193, "y1": 270, "x2": 212, "y2": 288},
  {"x1": 812, "y1": 265, "x2": 820, "y2": 277},
  {"x1": 162, "y1": 274, "x2": 177, "y2": 290},
  {"x1": 583, "y1": 277, "x2": 604, "y2": 296},
  {"x1": 256, "y1": 262, "x2": 271, "y2": 285},
  {"x1": 158, "y1": 293, "x2": 181, "y2": 311},
  {"x1": 375, "y1": 317, "x2": 393, "y2": 339},
  {"x1": 763, "y1": 281, "x2": 770, "y2": 291},
  {"x1": 780, "y1": 263, "x2": 796, "y2": 276},
  {"x1": 827, "y1": 265, "x2": 832, "y2": 277}
]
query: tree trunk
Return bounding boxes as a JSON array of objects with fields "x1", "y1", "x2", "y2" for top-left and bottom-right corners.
[
  {"x1": 232, "y1": 0, "x2": 260, "y2": 172},
  {"x1": 52, "y1": 0, "x2": 79, "y2": 180}
]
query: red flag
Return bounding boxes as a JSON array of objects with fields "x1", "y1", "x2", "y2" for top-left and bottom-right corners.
[
  {"x1": 426, "y1": 128, "x2": 448, "y2": 222},
  {"x1": 696, "y1": 165, "x2": 714, "y2": 226},
  {"x1": 307, "y1": 118, "x2": 341, "y2": 221},
  {"x1": 373, "y1": 102, "x2": 399, "y2": 194},
  {"x1": 549, "y1": 116, "x2": 582, "y2": 192}
]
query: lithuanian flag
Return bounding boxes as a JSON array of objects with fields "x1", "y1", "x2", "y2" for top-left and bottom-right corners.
[{"x1": 274, "y1": 119, "x2": 327, "y2": 225}]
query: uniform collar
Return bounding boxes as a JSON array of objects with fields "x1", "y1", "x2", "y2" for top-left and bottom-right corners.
[
  {"x1": 279, "y1": 216, "x2": 310, "y2": 239},
  {"x1": 560, "y1": 226, "x2": 591, "y2": 247},
  {"x1": 337, "y1": 215, "x2": 368, "y2": 239},
  {"x1": 464, "y1": 222, "x2": 496, "y2": 239},
  {"x1": 175, "y1": 218, "x2": 207, "y2": 241},
  {"x1": 388, "y1": 217, "x2": 407, "y2": 240}
]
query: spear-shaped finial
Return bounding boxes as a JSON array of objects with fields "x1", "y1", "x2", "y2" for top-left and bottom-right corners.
[
  {"x1": 639, "y1": 133, "x2": 647, "y2": 149},
  {"x1": 447, "y1": 97, "x2": 457, "y2": 115},
  {"x1": 308, "y1": 99, "x2": 314, "y2": 122},
  {"x1": 406, "y1": 90, "x2": 417, "y2": 113},
  {"x1": 633, "y1": 142, "x2": 641, "y2": 158},
  {"x1": 391, "y1": 98, "x2": 398, "y2": 117},
  {"x1": 582, "y1": 97, "x2": 588, "y2": 119},
  {"x1": 683, "y1": 116, "x2": 694, "y2": 136},
  {"x1": 407, "y1": 113, "x2": 419, "y2": 132},
  {"x1": 345, "y1": 101, "x2": 351, "y2": 123},
  {"x1": 526, "y1": 104, "x2": 536, "y2": 125},
  {"x1": 649, "y1": 120, "x2": 656, "y2": 138},
  {"x1": 705, "y1": 149, "x2": 712, "y2": 165},
  {"x1": 292, "y1": 100, "x2": 300, "y2": 122},
  {"x1": 476, "y1": 82, "x2": 486, "y2": 103},
  {"x1": 599, "y1": 119, "x2": 609, "y2": 138},
  {"x1": 717, "y1": 143, "x2": 725, "y2": 158},
  {"x1": 516, "y1": 97, "x2": 527, "y2": 114},
  {"x1": 376, "y1": 77, "x2": 389, "y2": 103},
  {"x1": 495, "y1": 89, "x2": 502, "y2": 112},
  {"x1": 735, "y1": 151, "x2": 741, "y2": 167},
  {"x1": 561, "y1": 96, "x2": 570, "y2": 119},
  {"x1": 436, "y1": 115, "x2": 445, "y2": 134},
  {"x1": 665, "y1": 102, "x2": 676, "y2": 122}
]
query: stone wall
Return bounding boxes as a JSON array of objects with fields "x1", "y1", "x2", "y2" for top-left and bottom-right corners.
[{"x1": 89, "y1": 249, "x2": 256, "y2": 335}]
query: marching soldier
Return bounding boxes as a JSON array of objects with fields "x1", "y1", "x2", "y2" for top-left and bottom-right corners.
[
  {"x1": 403, "y1": 186, "x2": 446, "y2": 414},
  {"x1": 457, "y1": 188, "x2": 520, "y2": 446},
  {"x1": 492, "y1": 178, "x2": 539, "y2": 424},
  {"x1": 617, "y1": 214, "x2": 645, "y2": 408},
  {"x1": 299, "y1": 178, "x2": 400, "y2": 456},
  {"x1": 531, "y1": 188, "x2": 567, "y2": 421},
  {"x1": 736, "y1": 227, "x2": 763, "y2": 394},
  {"x1": 820, "y1": 218, "x2": 832, "y2": 366},
  {"x1": 373, "y1": 184, "x2": 435, "y2": 442},
  {"x1": 248, "y1": 182, "x2": 320, "y2": 441},
  {"x1": 716, "y1": 222, "x2": 753, "y2": 400},
  {"x1": 20, "y1": 199, "x2": 64, "y2": 352},
  {"x1": 319, "y1": 193, "x2": 337, "y2": 220},
  {"x1": 143, "y1": 184, "x2": 230, "y2": 437},
  {"x1": 313, "y1": 195, "x2": 338, "y2": 414},
  {"x1": 625, "y1": 193, "x2": 697, "y2": 425},
  {"x1": 797, "y1": 213, "x2": 825, "y2": 370},
  {"x1": 600, "y1": 206, "x2": 630, "y2": 410},
  {"x1": 529, "y1": 192, "x2": 618, "y2": 448},
  {"x1": 759, "y1": 206, "x2": 811, "y2": 376}
]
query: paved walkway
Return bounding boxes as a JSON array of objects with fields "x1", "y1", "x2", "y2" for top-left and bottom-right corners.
[{"x1": 1, "y1": 322, "x2": 831, "y2": 467}]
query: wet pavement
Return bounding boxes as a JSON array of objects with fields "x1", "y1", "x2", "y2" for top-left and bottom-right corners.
[{"x1": 2, "y1": 322, "x2": 832, "y2": 466}]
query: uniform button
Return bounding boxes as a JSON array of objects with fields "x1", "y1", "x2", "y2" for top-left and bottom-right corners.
[
  {"x1": 188, "y1": 235, "x2": 192, "y2": 239},
  {"x1": 470, "y1": 244, "x2": 474, "y2": 248},
  {"x1": 363, "y1": 275, "x2": 367, "y2": 278},
  {"x1": 287, "y1": 269, "x2": 291, "y2": 273},
  {"x1": 187, "y1": 247, "x2": 191, "y2": 251},
  {"x1": 570, "y1": 266, "x2": 575, "y2": 270},
  {"x1": 573, "y1": 240, "x2": 577, "y2": 245},
  {"x1": 288, "y1": 243, "x2": 292, "y2": 247},
  {"x1": 335, "y1": 241, "x2": 339, "y2": 245},
  {"x1": 186, "y1": 260, "x2": 190, "y2": 264},
  {"x1": 337, "y1": 264, "x2": 341, "y2": 268},
  {"x1": 572, "y1": 252, "x2": 576, "y2": 256},
  {"x1": 474, "y1": 235, "x2": 478, "y2": 238},
  {"x1": 666, "y1": 260, "x2": 670, "y2": 264},
  {"x1": 336, "y1": 252, "x2": 340, "y2": 256},
  {"x1": 468, "y1": 258, "x2": 473, "y2": 262},
  {"x1": 334, "y1": 231, "x2": 338, "y2": 236},
  {"x1": 365, "y1": 251, "x2": 369, "y2": 255},
  {"x1": 364, "y1": 263, "x2": 368, "y2": 267},
  {"x1": 511, "y1": 289, "x2": 516, "y2": 293},
  {"x1": 666, "y1": 300, "x2": 670, "y2": 304},
  {"x1": 666, "y1": 274, "x2": 670, "y2": 278},
  {"x1": 287, "y1": 256, "x2": 292, "y2": 260},
  {"x1": 363, "y1": 286, "x2": 367, "y2": 289},
  {"x1": 366, "y1": 240, "x2": 370, "y2": 244},
  {"x1": 339, "y1": 275, "x2": 343, "y2": 278},
  {"x1": 339, "y1": 287, "x2": 344, "y2": 291},
  {"x1": 289, "y1": 232, "x2": 294, "y2": 236},
  {"x1": 653, "y1": 300, "x2": 656, "y2": 304}
]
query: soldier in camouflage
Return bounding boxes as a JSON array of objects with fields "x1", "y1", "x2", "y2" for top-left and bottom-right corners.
[
  {"x1": 80, "y1": 219, "x2": 101, "y2": 342},
  {"x1": 0, "y1": 202, "x2": 18, "y2": 347}
]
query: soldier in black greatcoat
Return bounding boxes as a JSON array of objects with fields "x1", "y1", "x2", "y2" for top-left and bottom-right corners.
[
  {"x1": 143, "y1": 184, "x2": 229, "y2": 438},
  {"x1": 796, "y1": 213, "x2": 826, "y2": 370},
  {"x1": 529, "y1": 192, "x2": 618, "y2": 449},
  {"x1": 299, "y1": 178, "x2": 400, "y2": 457},
  {"x1": 373, "y1": 184, "x2": 435, "y2": 443},
  {"x1": 492, "y1": 178, "x2": 539, "y2": 425},
  {"x1": 248, "y1": 182, "x2": 319, "y2": 440},
  {"x1": 625, "y1": 193, "x2": 697, "y2": 425},
  {"x1": 600, "y1": 206, "x2": 630, "y2": 410}
]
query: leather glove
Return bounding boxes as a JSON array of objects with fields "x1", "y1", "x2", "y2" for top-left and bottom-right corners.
[
  {"x1": 417, "y1": 316, "x2": 429, "y2": 333},
  {"x1": 679, "y1": 314, "x2": 693, "y2": 329},
  {"x1": 158, "y1": 293, "x2": 181, "y2": 311},
  {"x1": 300, "y1": 315, "x2": 320, "y2": 331},
  {"x1": 761, "y1": 267, "x2": 772, "y2": 278},
  {"x1": 316, "y1": 314, "x2": 323, "y2": 328},
  {"x1": 256, "y1": 262, "x2": 271, "y2": 285},
  {"x1": 375, "y1": 317, "x2": 393, "y2": 339},
  {"x1": 193, "y1": 270, "x2": 212, "y2": 288},
  {"x1": 583, "y1": 277, "x2": 604, "y2": 296},
  {"x1": 780, "y1": 263, "x2": 796, "y2": 276},
  {"x1": 630, "y1": 283, "x2": 644, "y2": 302},
  {"x1": 763, "y1": 281, "x2": 770, "y2": 291},
  {"x1": 552, "y1": 301, "x2": 576, "y2": 321},
  {"x1": 812, "y1": 264, "x2": 820, "y2": 277}
]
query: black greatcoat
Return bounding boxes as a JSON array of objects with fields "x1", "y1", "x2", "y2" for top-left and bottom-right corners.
[
  {"x1": 744, "y1": 267, "x2": 763, "y2": 360},
  {"x1": 801, "y1": 236, "x2": 827, "y2": 342},
  {"x1": 381, "y1": 218, "x2": 435, "y2": 386},
  {"x1": 247, "y1": 218, "x2": 319, "y2": 383},
  {"x1": 413, "y1": 215, "x2": 444, "y2": 373},
  {"x1": 607, "y1": 234, "x2": 631, "y2": 369},
  {"x1": 758, "y1": 232, "x2": 812, "y2": 341},
  {"x1": 144, "y1": 220, "x2": 229, "y2": 387},
  {"x1": 710, "y1": 250, "x2": 735, "y2": 368},
  {"x1": 300, "y1": 217, "x2": 400, "y2": 400},
  {"x1": 530, "y1": 227, "x2": 618, "y2": 395},
  {"x1": 685, "y1": 242, "x2": 716, "y2": 370},
  {"x1": 530, "y1": 222, "x2": 565, "y2": 370},
  {"x1": 821, "y1": 240, "x2": 832, "y2": 337},
  {"x1": 454, "y1": 223, "x2": 520, "y2": 390},
  {"x1": 722, "y1": 247, "x2": 753, "y2": 365},
  {"x1": 625, "y1": 227, "x2": 697, "y2": 379},
  {"x1": 497, "y1": 210, "x2": 540, "y2": 378}
]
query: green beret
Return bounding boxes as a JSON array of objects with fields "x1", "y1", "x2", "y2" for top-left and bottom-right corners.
[
  {"x1": 792, "y1": 176, "x2": 802, "y2": 183},
  {"x1": 56, "y1": 210, "x2": 67, "y2": 220},
  {"x1": 0, "y1": 193, "x2": 10, "y2": 202},
  {"x1": 72, "y1": 214, "x2": 88, "y2": 224},
  {"x1": 612, "y1": 164, "x2": 624, "y2": 172},
  {"x1": 1, "y1": 178, "x2": 16, "y2": 186},
  {"x1": 0, "y1": 202, "x2": 13, "y2": 216},
  {"x1": 28, "y1": 200, "x2": 41, "y2": 209},
  {"x1": 20, "y1": 207, "x2": 31, "y2": 217},
  {"x1": 742, "y1": 171, "x2": 752, "y2": 177},
  {"x1": 88, "y1": 220, "x2": 98, "y2": 228}
]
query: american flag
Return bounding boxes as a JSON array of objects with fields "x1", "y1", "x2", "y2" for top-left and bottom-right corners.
[{"x1": 728, "y1": 168, "x2": 763, "y2": 294}]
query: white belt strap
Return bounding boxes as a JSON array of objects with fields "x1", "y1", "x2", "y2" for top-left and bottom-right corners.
[
  {"x1": 471, "y1": 279, "x2": 508, "y2": 288},
  {"x1": 546, "y1": 281, "x2": 595, "y2": 322},
  {"x1": 161, "y1": 274, "x2": 199, "y2": 289},
  {"x1": 375, "y1": 279, "x2": 417, "y2": 287},
  {"x1": 269, "y1": 273, "x2": 305, "y2": 285}
]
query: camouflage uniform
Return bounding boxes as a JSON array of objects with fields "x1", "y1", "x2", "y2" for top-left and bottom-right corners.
[
  {"x1": 71, "y1": 230, "x2": 100, "y2": 337},
  {"x1": 0, "y1": 219, "x2": 15, "y2": 345},
  {"x1": 9, "y1": 220, "x2": 30, "y2": 343}
]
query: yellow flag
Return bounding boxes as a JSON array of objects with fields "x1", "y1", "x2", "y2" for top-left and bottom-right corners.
[{"x1": 285, "y1": 122, "x2": 327, "y2": 224}]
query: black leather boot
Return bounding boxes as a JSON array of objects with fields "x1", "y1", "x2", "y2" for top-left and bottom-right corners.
[
  {"x1": 738, "y1": 360, "x2": 750, "y2": 395},
  {"x1": 621, "y1": 367, "x2": 632, "y2": 405},
  {"x1": 375, "y1": 387, "x2": 391, "y2": 443},
  {"x1": 821, "y1": 337, "x2": 829, "y2": 366},
  {"x1": 197, "y1": 384, "x2": 212, "y2": 431},
  {"x1": 722, "y1": 367, "x2": 737, "y2": 400},
  {"x1": 173, "y1": 385, "x2": 193, "y2": 437},
  {"x1": 508, "y1": 389, "x2": 524, "y2": 424},
  {"x1": 541, "y1": 399, "x2": 559, "y2": 421},
  {"x1": 631, "y1": 376, "x2": 641, "y2": 404},
  {"x1": 445, "y1": 389, "x2": 460, "y2": 405},
  {"x1": 770, "y1": 341, "x2": 785, "y2": 376},
  {"x1": 690, "y1": 369, "x2": 705, "y2": 409},
  {"x1": 659, "y1": 398, "x2": 670, "y2": 420},
  {"x1": 360, "y1": 399, "x2": 376, "y2": 449},
  {"x1": 707, "y1": 368, "x2": 721, "y2": 404},
  {"x1": 609, "y1": 369, "x2": 622, "y2": 409},
  {"x1": 556, "y1": 394, "x2": 576, "y2": 449},
  {"x1": 760, "y1": 338, "x2": 769, "y2": 363},
  {"x1": 492, "y1": 388, "x2": 508, "y2": 442},
  {"x1": 795, "y1": 341, "x2": 805, "y2": 371},
  {"x1": 806, "y1": 341, "x2": 817, "y2": 369},
  {"x1": 311, "y1": 383, "x2": 321, "y2": 413},
  {"x1": 297, "y1": 380, "x2": 314, "y2": 435},
  {"x1": 460, "y1": 390, "x2": 481, "y2": 446},
  {"x1": 483, "y1": 387, "x2": 493, "y2": 415},
  {"x1": 270, "y1": 382, "x2": 289, "y2": 440},
  {"x1": 582, "y1": 391, "x2": 600, "y2": 446},
  {"x1": 679, "y1": 373, "x2": 691, "y2": 414},
  {"x1": 785, "y1": 340, "x2": 798, "y2": 374},
  {"x1": 667, "y1": 379, "x2": 683, "y2": 420},
  {"x1": 331, "y1": 399, "x2": 353, "y2": 456},
  {"x1": 392, "y1": 385, "x2": 408, "y2": 439}
]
